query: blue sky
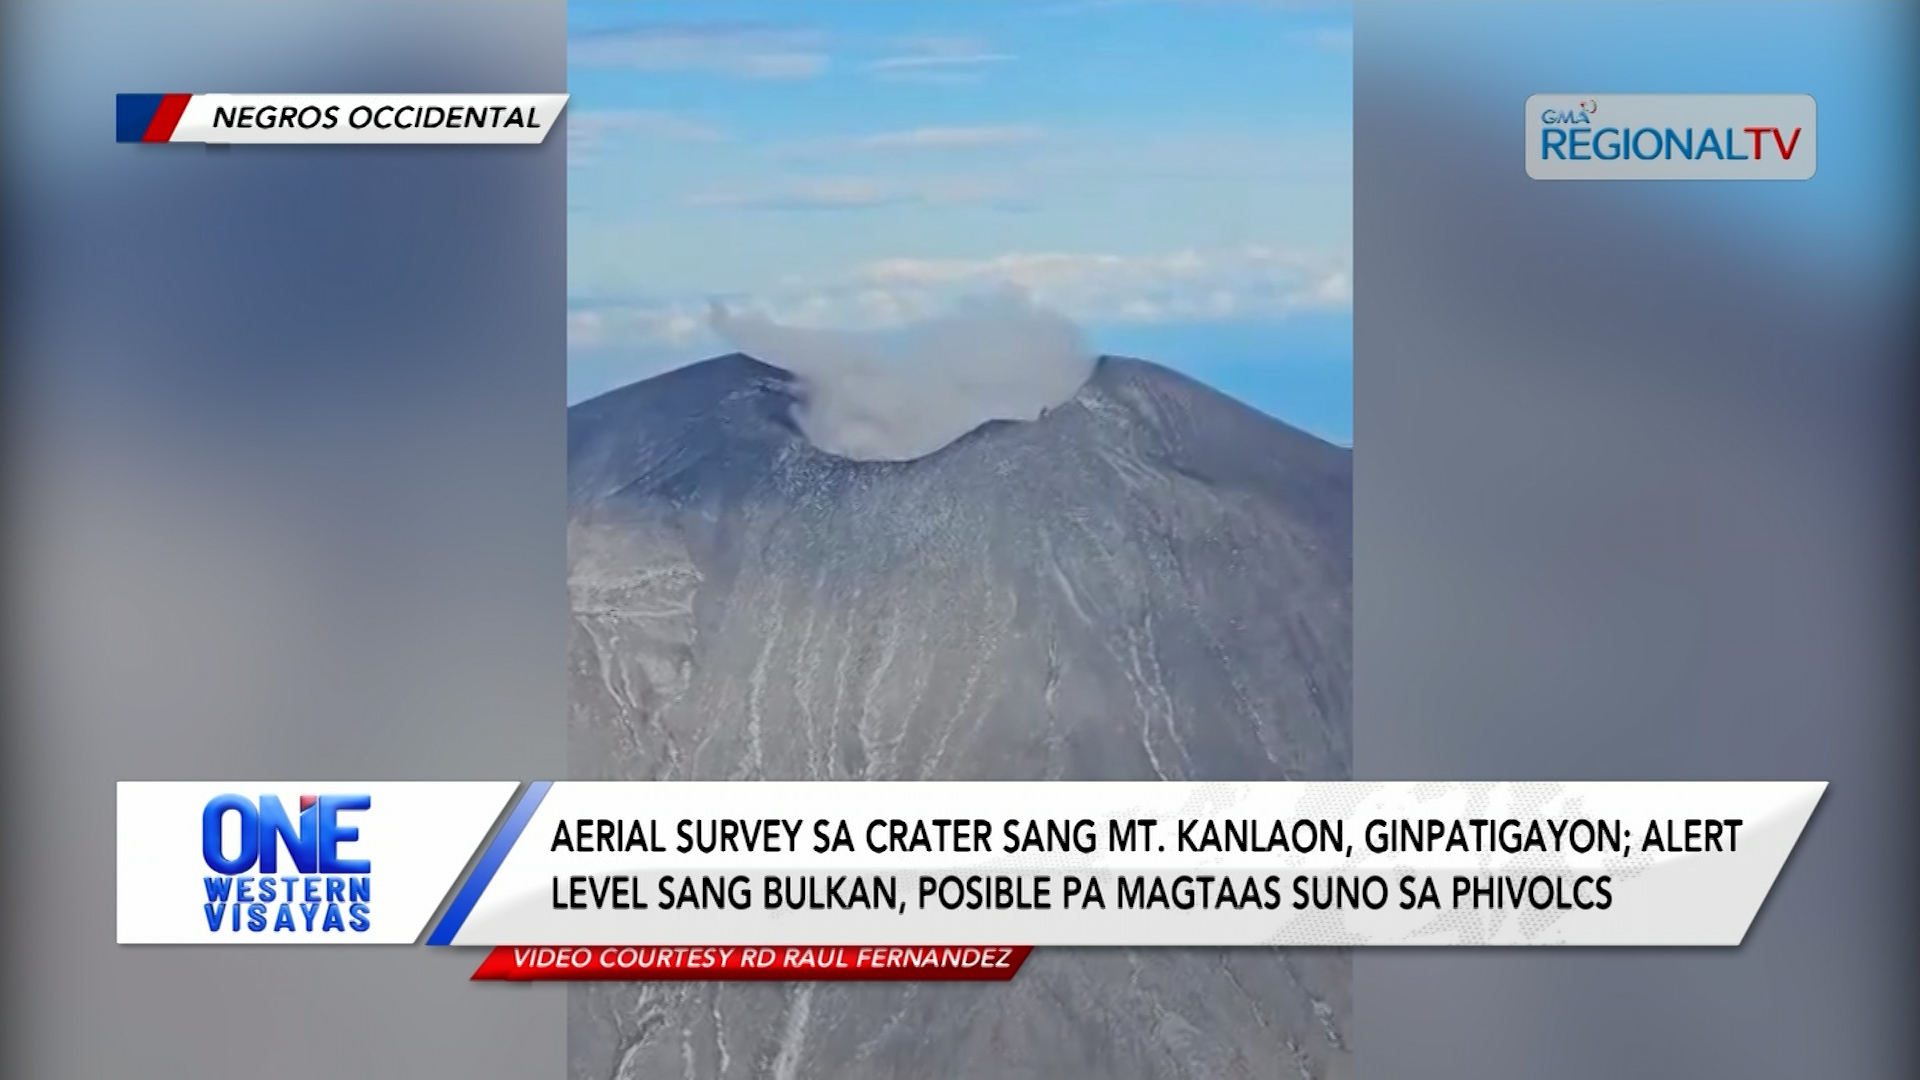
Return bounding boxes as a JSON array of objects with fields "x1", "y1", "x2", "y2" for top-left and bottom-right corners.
[{"x1": 566, "y1": 0, "x2": 1353, "y2": 444}]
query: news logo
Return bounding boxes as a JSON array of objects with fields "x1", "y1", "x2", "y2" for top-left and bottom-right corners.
[
  {"x1": 1526, "y1": 94, "x2": 1816, "y2": 180},
  {"x1": 200, "y1": 793, "x2": 373, "y2": 934},
  {"x1": 1540, "y1": 99, "x2": 1601, "y2": 126}
]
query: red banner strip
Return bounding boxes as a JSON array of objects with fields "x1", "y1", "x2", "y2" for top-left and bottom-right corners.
[
  {"x1": 142, "y1": 94, "x2": 194, "y2": 142},
  {"x1": 472, "y1": 945, "x2": 1033, "y2": 982}
]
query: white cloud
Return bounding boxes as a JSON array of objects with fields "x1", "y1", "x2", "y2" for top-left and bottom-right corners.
[
  {"x1": 688, "y1": 178, "x2": 897, "y2": 210},
  {"x1": 869, "y1": 53, "x2": 1016, "y2": 71},
  {"x1": 866, "y1": 35, "x2": 1014, "y2": 82},
  {"x1": 685, "y1": 177, "x2": 1030, "y2": 211},
  {"x1": 570, "y1": 245, "x2": 1350, "y2": 351},
  {"x1": 843, "y1": 247, "x2": 1346, "y2": 322},
  {"x1": 569, "y1": 25, "x2": 829, "y2": 79},
  {"x1": 781, "y1": 126, "x2": 1046, "y2": 156},
  {"x1": 568, "y1": 306, "x2": 708, "y2": 351},
  {"x1": 568, "y1": 110, "x2": 728, "y2": 165},
  {"x1": 1050, "y1": 0, "x2": 1344, "y2": 15},
  {"x1": 1042, "y1": 0, "x2": 1149, "y2": 13}
]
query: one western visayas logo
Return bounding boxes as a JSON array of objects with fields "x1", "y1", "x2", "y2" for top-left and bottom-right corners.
[{"x1": 201, "y1": 794, "x2": 373, "y2": 934}]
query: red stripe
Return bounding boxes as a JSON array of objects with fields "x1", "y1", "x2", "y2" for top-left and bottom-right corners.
[
  {"x1": 470, "y1": 945, "x2": 1035, "y2": 982},
  {"x1": 142, "y1": 94, "x2": 193, "y2": 142}
]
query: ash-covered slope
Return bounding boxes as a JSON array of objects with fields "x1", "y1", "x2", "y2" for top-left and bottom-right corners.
[{"x1": 567, "y1": 354, "x2": 1352, "y2": 1080}]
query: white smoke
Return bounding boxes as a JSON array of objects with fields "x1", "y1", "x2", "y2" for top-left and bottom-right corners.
[{"x1": 709, "y1": 289, "x2": 1095, "y2": 461}]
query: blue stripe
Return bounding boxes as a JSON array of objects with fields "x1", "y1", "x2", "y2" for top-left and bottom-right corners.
[
  {"x1": 426, "y1": 780, "x2": 552, "y2": 946},
  {"x1": 115, "y1": 94, "x2": 164, "y2": 142}
]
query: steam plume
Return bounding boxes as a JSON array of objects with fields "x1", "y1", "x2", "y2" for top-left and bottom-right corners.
[{"x1": 709, "y1": 290, "x2": 1094, "y2": 461}]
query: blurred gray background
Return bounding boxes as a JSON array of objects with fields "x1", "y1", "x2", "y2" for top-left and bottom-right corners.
[
  {"x1": 1, "y1": 2, "x2": 569, "y2": 1077},
  {"x1": 3, "y1": 2, "x2": 1912, "y2": 1079},
  {"x1": 1353, "y1": 4, "x2": 1915, "y2": 1080}
]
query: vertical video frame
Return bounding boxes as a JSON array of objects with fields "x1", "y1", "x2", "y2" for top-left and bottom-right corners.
[{"x1": 564, "y1": 3, "x2": 1353, "y2": 1076}]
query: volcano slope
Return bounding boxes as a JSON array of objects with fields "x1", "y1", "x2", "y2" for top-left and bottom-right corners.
[{"x1": 566, "y1": 354, "x2": 1352, "y2": 1080}]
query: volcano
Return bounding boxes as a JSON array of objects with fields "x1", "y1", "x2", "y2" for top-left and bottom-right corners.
[{"x1": 566, "y1": 353, "x2": 1351, "y2": 1080}]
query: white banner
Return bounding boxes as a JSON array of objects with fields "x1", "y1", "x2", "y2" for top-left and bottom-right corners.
[
  {"x1": 141, "y1": 94, "x2": 567, "y2": 144},
  {"x1": 116, "y1": 781, "x2": 520, "y2": 943},
  {"x1": 435, "y1": 781, "x2": 1824, "y2": 947}
]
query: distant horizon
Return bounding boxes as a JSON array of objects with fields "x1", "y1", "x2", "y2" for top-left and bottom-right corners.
[{"x1": 568, "y1": 310, "x2": 1353, "y2": 448}]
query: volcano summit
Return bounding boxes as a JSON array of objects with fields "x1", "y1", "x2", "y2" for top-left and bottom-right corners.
[{"x1": 567, "y1": 353, "x2": 1351, "y2": 1080}]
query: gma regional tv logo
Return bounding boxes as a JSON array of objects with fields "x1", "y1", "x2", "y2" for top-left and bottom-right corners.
[
  {"x1": 1526, "y1": 94, "x2": 1815, "y2": 180},
  {"x1": 200, "y1": 793, "x2": 373, "y2": 934}
]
